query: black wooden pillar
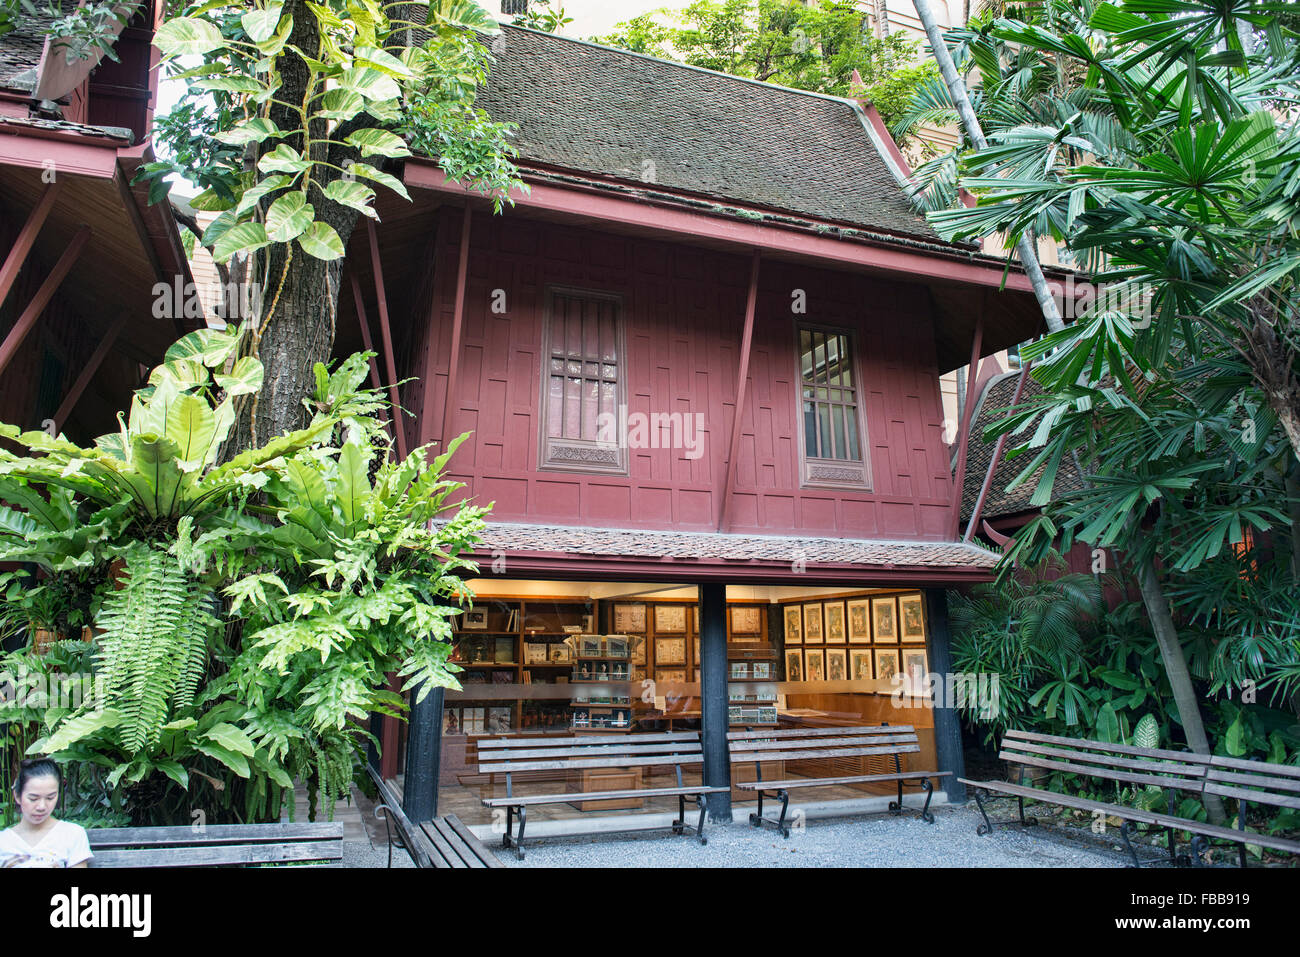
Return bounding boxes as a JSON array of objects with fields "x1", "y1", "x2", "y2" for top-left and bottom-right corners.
[
  {"x1": 924, "y1": 588, "x2": 966, "y2": 803},
  {"x1": 698, "y1": 582, "x2": 732, "y2": 821},
  {"x1": 402, "y1": 683, "x2": 443, "y2": 821}
]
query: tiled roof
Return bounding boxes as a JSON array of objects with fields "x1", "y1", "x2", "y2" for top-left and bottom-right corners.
[
  {"x1": 462, "y1": 522, "x2": 999, "y2": 570},
  {"x1": 0, "y1": 113, "x2": 132, "y2": 142},
  {"x1": 959, "y1": 370, "x2": 1086, "y2": 521},
  {"x1": 0, "y1": 10, "x2": 59, "y2": 92},
  {"x1": 476, "y1": 25, "x2": 947, "y2": 244}
]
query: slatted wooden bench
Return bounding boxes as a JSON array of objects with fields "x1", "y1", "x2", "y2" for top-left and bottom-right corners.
[
  {"x1": 478, "y1": 732, "x2": 730, "y2": 860},
  {"x1": 87, "y1": 822, "x2": 344, "y2": 867},
  {"x1": 729, "y1": 725, "x2": 950, "y2": 838},
  {"x1": 960, "y1": 730, "x2": 1300, "y2": 867},
  {"x1": 366, "y1": 764, "x2": 503, "y2": 868}
]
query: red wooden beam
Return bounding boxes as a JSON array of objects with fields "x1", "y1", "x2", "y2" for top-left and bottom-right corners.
[
  {"x1": 963, "y1": 361, "x2": 1032, "y2": 543},
  {"x1": 0, "y1": 179, "x2": 61, "y2": 309},
  {"x1": 365, "y1": 219, "x2": 407, "y2": 460},
  {"x1": 348, "y1": 270, "x2": 383, "y2": 391},
  {"x1": 0, "y1": 225, "x2": 90, "y2": 378},
  {"x1": 946, "y1": 307, "x2": 985, "y2": 540},
  {"x1": 52, "y1": 312, "x2": 128, "y2": 432},
  {"x1": 717, "y1": 249, "x2": 761, "y2": 532},
  {"x1": 437, "y1": 205, "x2": 473, "y2": 456}
]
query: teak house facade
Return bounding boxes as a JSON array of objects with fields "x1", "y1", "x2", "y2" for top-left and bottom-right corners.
[{"x1": 344, "y1": 26, "x2": 1060, "y2": 830}]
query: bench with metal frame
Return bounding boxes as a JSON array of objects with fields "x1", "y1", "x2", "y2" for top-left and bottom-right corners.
[
  {"x1": 366, "y1": 763, "x2": 502, "y2": 869},
  {"x1": 87, "y1": 822, "x2": 344, "y2": 867},
  {"x1": 477, "y1": 731, "x2": 729, "y2": 860},
  {"x1": 729, "y1": 724, "x2": 950, "y2": 838},
  {"x1": 960, "y1": 730, "x2": 1300, "y2": 867}
]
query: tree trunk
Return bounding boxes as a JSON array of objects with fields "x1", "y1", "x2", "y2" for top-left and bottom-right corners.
[{"x1": 1134, "y1": 553, "x2": 1227, "y2": 825}]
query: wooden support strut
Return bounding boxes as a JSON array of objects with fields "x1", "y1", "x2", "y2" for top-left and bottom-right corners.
[
  {"x1": 0, "y1": 225, "x2": 90, "y2": 378},
  {"x1": 348, "y1": 270, "x2": 383, "y2": 391},
  {"x1": 365, "y1": 219, "x2": 408, "y2": 460},
  {"x1": 52, "y1": 312, "x2": 129, "y2": 432},
  {"x1": 946, "y1": 309, "x2": 985, "y2": 541},
  {"x1": 0, "y1": 180, "x2": 62, "y2": 310},
  {"x1": 963, "y1": 361, "x2": 1032, "y2": 543},
  {"x1": 717, "y1": 249, "x2": 761, "y2": 532},
  {"x1": 438, "y1": 205, "x2": 473, "y2": 456}
]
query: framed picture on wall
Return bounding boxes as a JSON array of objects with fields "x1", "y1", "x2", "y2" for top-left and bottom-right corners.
[
  {"x1": 462, "y1": 609, "x2": 488, "y2": 630},
  {"x1": 874, "y1": 648, "x2": 900, "y2": 683},
  {"x1": 900, "y1": 594, "x2": 926, "y2": 641},
  {"x1": 802, "y1": 603, "x2": 824, "y2": 643},
  {"x1": 630, "y1": 635, "x2": 647, "y2": 665},
  {"x1": 614, "y1": 603, "x2": 647, "y2": 633},
  {"x1": 785, "y1": 649, "x2": 804, "y2": 682},
  {"x1": 784, "y1": 605, "x2": 803, "y2": 643},
  {"x1": 730, "y1": 606, "x2": 761, "y2": 635},
  {"x1": 825, "y1": 648, "x2": 847, "y2": 682},
  {"x1": 848, "y1": 599, "x2": 871, "y2": 643},
  {"x1": 657, "y1": 668, "x2": 687, "y2": 685},
  {"x1": 872, "y1": 597, "x2": 898, "y2": 642},
  {"x1": 902, "y1": 647, "x2": 929, "y2": 695},
  {"x1": 655, "y1": 604, "x2": 687, "y2": 633},
  {"x1": 824, "y1": 602, "x2": 846, "y2": 643},
  {"x1": 655, "y1": 636, "x2": 687, "y2": 665},
  {"x1": 804, "y1": 648, "x2": 825, "y2": 682},
  {"x1": 850, "y1": 649, "x2": 872, "y2": 681}
]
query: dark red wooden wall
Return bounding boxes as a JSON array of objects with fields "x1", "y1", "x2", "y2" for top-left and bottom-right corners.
[{"x1": 400, "y1": 207, "x2": 956, "y2": 541}]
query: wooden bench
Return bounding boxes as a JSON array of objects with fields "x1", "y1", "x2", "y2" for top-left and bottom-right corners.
[
  {"x1": 960, "y1": 730, "x2": 1300, "y2": 867},
  {"x1": 88, "y1": 822, "x2": 344, "y2": 867},
  {"x1": 366, "y1": 764, "x2": 503, "y2": 868},
  {"x1": 729, "y1": 725, "x2": 950, "y2": 837},
  {"x1": 478, "y1": 732, "x2": 730, "y2": 860}
]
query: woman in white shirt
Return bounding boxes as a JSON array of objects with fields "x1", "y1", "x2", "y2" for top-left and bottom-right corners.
[{"x1": 1, "y1": 758, "x2": 92, "y2": 868}]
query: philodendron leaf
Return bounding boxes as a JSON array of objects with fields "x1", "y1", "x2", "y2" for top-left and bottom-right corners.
[
  {"x1": 257, "y1": 144, "x2": 313, "y2": 175},
  {"x1": 37, "y1": 708, "x2": 124, "y2": 753},
  {"x1": 345, "y1": 128, "x2": 411, "y2": 159},
  {"x1": 322, "y1": 179, "x2": 377, "y2": 218},
  {"x1": 212, "y1": 221, "x2": 271, "y2": 262},
  {"x1": 215, "y1": 117, "x2": 282, "y2": 147},
  {"x1": 215, "y1": 356, "x2": 265, "y2": 398},
  {"x1": 241, "y1": 4, "x2": 284, "y2": 42},
  {"x1": 296, "y1": 221, "x2": 344, "y2": 260},
  {"x1": 265, "y1": 192, "x2": 315, "y2": 242},
  {"x1": 154, "y1": 18, "x2": 224, "y2": 56},
  {"x1": 165, "y1": 326, "x2": 243, "y2": 368},
  {"x1": 346, "y1": 162, "x2": 410, "y2": 201}
]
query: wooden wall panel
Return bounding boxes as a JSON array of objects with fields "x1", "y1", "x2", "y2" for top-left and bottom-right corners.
[{"x1": 409, "y1": 208, "x2": 957, "y2": 541}]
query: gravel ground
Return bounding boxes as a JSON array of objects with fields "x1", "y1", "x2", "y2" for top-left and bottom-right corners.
[{"x1": 485, "y1": 804, "x2": 1129, "y2": 868}]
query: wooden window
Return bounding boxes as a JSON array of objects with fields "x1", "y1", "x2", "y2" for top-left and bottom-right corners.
[
  {"x1": 538, "y1": 287, "x2": 628, "y2": 474},
  {"x1": 797, "y1": 324, "x2": 870, "y2": 489}
]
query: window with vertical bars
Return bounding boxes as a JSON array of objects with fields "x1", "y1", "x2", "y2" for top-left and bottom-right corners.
[
  {"x1": 539, "y1": 288, "x2": 627, "y2": 473},
  {"x1": 798, "y1": 325, "x2": 870, "y2": 488}
]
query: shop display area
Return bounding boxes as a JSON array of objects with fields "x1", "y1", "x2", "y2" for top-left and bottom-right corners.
[{"x1": 418, "y1": 581, "x2": 938, "y2": 828}]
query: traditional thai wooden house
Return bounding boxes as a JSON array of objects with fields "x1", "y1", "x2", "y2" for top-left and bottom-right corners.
[
  {"x1": 0, "y1": 1, "x2": 192, "y2": 440},
  {"x1": 340, "y1": 25, "x2": 1071, "y2": 830}
]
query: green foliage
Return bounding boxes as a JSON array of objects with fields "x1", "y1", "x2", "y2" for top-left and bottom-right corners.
[
  {"x1": 0, "y1": 327, "x2": 487, "y2": 825},
  {"x1": 590, "y1": 1, "x2": 937, "y2": 134}
]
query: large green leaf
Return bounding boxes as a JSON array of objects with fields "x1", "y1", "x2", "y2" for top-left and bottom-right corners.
[
  {"x1": 38, "y1": 708, "x2": 125, "y2": 753},
  {"x1": 166, "y1": 393, "x2": 218, "y2": 470},
  {"x1": 296, "y1": 221, "x2": 345, "y2": 260},
  {"x1": 154, "y1": 18, "x2": 224, "y2": 56},
  {"x1": 215, "y1": 356, "x2": 265, "y2": 399},
  {"x1": 265, "y1": 192, "x2": 315, "y2": 242},
  {"x1": 322, "y1": 179, "x2": 377, "y2": 218}
]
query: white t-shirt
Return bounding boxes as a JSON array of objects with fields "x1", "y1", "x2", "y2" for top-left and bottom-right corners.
[{"x1": 0, "y1": 820, "x2": 93, "y2": 868}]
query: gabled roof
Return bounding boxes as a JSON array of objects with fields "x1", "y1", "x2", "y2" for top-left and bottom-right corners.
[
  {"x1": 960, "y1": 371, "x2": 1086, "y2": 522},
  {"x1": 477, "y1": 25, "x2": 949, "y2": 246},
  {"x1": 0, "y1": 12, "x2": 61, "y2": 93}
]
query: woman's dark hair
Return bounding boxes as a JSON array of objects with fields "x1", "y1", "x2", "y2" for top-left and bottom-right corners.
[{"x1": 13, "y1": 758, "x2": 61, "y2": 796}]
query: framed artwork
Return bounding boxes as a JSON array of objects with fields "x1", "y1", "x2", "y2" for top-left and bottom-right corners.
[
  {"x1": 487, "y1": 707, "x2": 511, "y2": 733},
  {"x1": 655, "y1": 636, "x2": 687, "y2": 665},
  {"x1": 850, "y1": 649, "x2": 872, "y2": 681},
  {"x1": 874, "y1": 648, "x2": 900, "y2": 682},
  {"x1": 657, "y1": 668, "x2": 687, "y2": 684},
  {"x1": 630, "y1": 635, "x2": 647, "y2": 665},
  {"x1": 902, "y1": 647, "x2": 929, "y2": 694},
  {"x1": 824, "y1": 602, "x2": 846, "y2": 643},
  {"x1": 783, "y1": 605, "x2": 803, "y2": 643},
  {"x1": 462, "y1": 609, "x2": 488, "y2": 630},
  {"x1": 825, "y1": 648, "x2": 847, "y2": 682},
  {"x1": 872, "y1": 597, "x2": 898, "y2": 642},
  {"x1": 804, "y1": 648, "x2": 825, "y2": 682},
  {"x1": 694, "y1": 667, "x2": 701, "y2": 683},
  {"x1": 654, "y1": 604, "x2": 687, "y2": 633},
  {"x1": 579, "y1": 634, "x2": 602, "y2": 657},
  {"x1": 550, "y1": 643, "x2": 572, "y2": 663},
  {"x1": 442, "y1": 708, "x2": 461, "y2": 735},
  {"x1": 848, "y1": 599, "x2": 871, "y2": 643},
  {"x1": 605, "y1": 635, "x2": 629, "y2": 658},
  {"x1": 631, "y1": 666, "x2": 647, "y2": 683},
  {"x1": 900, "y1": 594, "x2": 926, "y2": 641},
  {"x1": 784, "y1": 649, "x2": 803, "y2": 682},
  {"x1": 614, "y1": 603, "x2": 647, "y2": 633},
  {"x1": 730, "y1": 606, "x2": 761, "y2": 634},
  {"x1": 694, "y1": 636, "x2": 700, "y2": 664},
  {"x1": 802, "y1": 603, "x2": 824, "y2": 643}
]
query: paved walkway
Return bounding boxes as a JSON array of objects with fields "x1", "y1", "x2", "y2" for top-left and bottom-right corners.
[{"x1": 483, "y1": 804, "x2": 1127, "y2": 868}]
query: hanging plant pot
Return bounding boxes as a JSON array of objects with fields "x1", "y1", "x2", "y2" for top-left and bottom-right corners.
[{"x1": 31, "y1": 626, "x2": 60, "y2": 655}]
